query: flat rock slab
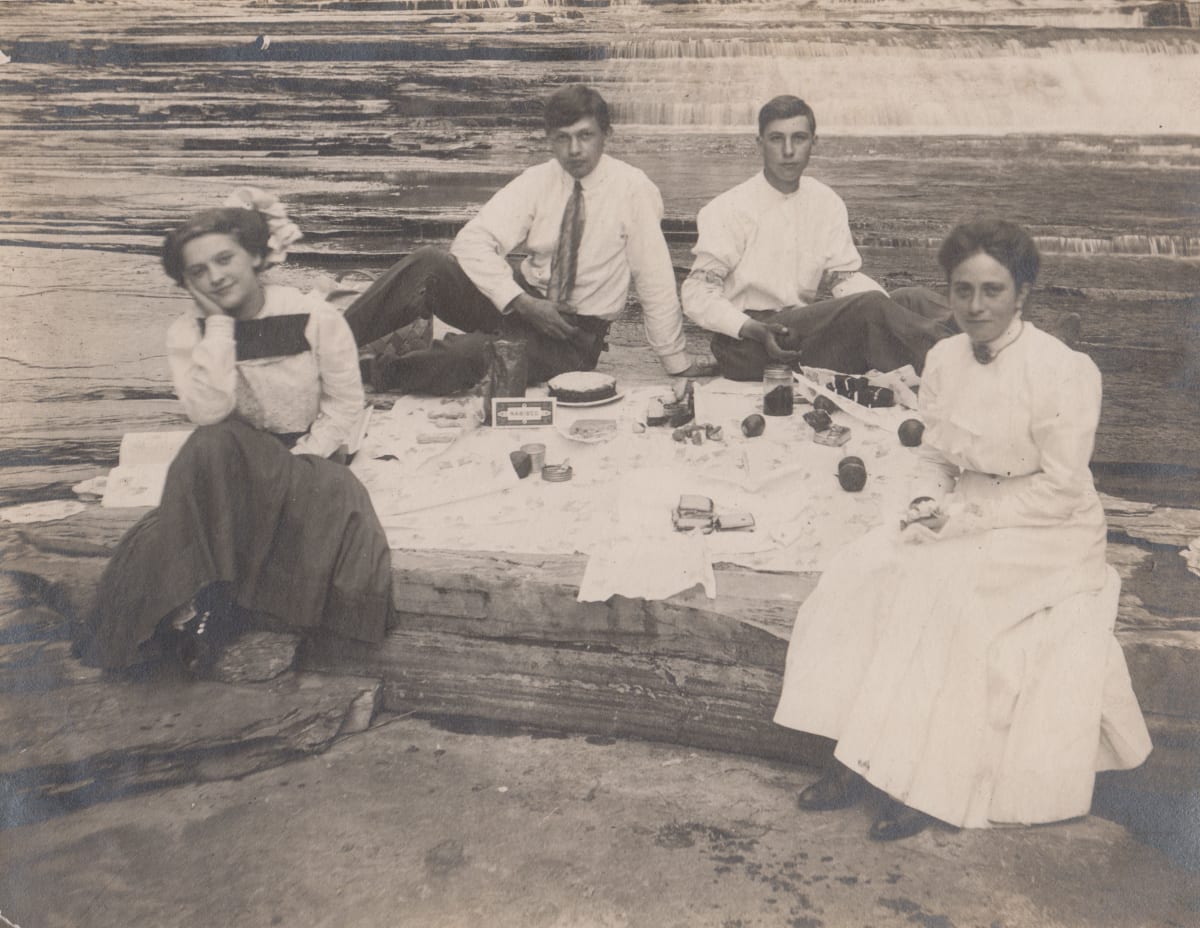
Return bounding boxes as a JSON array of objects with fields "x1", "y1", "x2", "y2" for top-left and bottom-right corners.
[
  {"x1": 0, "y1": 671, "x2": 382, "y2": 828},
  {"x1": 2, "y1": 714, "x2": 1197, "y2": 928}
]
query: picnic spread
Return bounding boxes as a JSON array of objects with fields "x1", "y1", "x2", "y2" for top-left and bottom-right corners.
[{"x1": 348, "y1": 366, "x2": 928, "y2": 602}]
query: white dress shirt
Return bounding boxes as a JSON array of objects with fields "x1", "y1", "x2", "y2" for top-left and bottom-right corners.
[
  {"x1": 682, "y1": 172, "x2": 885, "y2": 339},
  {"x1": 166, "y1": 284, "x2": 364, "y2": 458},
  {"x1": 450, "y1": 154, "x2": 690, "y2": 374}
]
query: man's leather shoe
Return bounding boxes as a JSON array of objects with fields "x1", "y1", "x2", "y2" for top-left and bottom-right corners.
[
  {"x1": 796, "y1": 765, "x2": 865, "y2": 811},
  {"x1": 868, "y1": 800, "x2": 936, "y2": 841}
]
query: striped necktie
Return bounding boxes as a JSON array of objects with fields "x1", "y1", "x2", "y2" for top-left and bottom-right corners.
[{"x1": 547, "y1": 180, "x2": 585, "y2": 303}]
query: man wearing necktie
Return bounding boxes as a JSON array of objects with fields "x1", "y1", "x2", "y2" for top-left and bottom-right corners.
[{"x1": 344, "y1": 85, "x2": 706, "y2": 395}]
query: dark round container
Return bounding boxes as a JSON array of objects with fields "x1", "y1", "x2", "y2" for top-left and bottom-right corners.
[{"x1": 837, "y1": 455, "x2": 868, "y2": 492}]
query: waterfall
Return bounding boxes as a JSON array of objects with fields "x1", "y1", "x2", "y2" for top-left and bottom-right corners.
[
  {"x1": 600, "y1": 33, "x2": 1200, "y2": 135},
  {"x1": 857, "y1": 232, "x2": 1200, "y2": 257}
]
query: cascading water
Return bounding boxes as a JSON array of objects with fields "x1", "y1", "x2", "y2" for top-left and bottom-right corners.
[
  {"x1": 0, "y1": 0, "x2": 1195, "y2": 258},
  {"x1": 594, "y1": 11, "x2": 1200, "y2": 135}
]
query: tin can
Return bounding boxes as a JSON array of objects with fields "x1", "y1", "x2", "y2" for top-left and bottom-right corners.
[
  {"x1": 521, "y1": 443, "x2": 546, "y2": 471},
  {"x1": 541, "y1": 463, "x2": 573, "y2": 482}
]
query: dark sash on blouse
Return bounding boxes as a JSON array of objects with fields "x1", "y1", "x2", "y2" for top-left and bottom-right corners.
[{"x1": 198, "y1": 314, "x2": 312, "y2": 361}]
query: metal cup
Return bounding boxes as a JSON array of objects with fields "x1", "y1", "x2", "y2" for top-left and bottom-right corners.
[{"x1": 521, "y1": 443, "x2": 546, "y2": 471}]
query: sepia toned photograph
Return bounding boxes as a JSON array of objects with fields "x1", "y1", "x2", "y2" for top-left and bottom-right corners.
[{"x1": 1, "y1": 1, "x2": 1198, "y2": 925}]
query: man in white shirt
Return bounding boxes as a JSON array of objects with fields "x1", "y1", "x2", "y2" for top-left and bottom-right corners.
[
  {"x1": 682, "y1": 95, "x2": 954, "y2": 380},
  {"x1": 344, "y1": 84, "x2": 702, "y2": 394}
]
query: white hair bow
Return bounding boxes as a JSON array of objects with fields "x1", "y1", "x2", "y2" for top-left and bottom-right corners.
[{"x1": 224, "y1": 186, "x2": 303, "y2": 267}]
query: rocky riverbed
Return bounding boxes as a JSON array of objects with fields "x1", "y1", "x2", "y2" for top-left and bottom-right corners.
[
  {"x1": 2, "y1": 2, "x2": 1199, "y2": 923},
  {"x1": 2, "y1": 0, "x2": 1198, "y2": 503}
]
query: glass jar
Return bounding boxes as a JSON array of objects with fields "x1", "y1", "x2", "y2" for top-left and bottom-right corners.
[{"x1": 762, "y1": 365, "x2": 794, "y2": 416}]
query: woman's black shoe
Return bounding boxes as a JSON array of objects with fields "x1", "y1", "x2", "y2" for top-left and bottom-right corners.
[
  {"x1": 174, "y1": 608, "x2": 220, "y2": 677},
  {"x1": 868, "y1": 800, "x2": 937, "y2": 841},
  {"x1": 796, "y1": 764, "x2": 866, "y2": 811}
]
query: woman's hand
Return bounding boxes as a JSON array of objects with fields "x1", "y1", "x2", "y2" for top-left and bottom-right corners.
[
  {"x1": 185, "y1": 280, "x2": 232, "y2": 318},
  {"x1": 900, "y1": 497, "x2": 948, "y2": 533}
]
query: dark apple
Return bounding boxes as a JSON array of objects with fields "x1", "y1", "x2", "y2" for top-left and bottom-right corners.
[
  {"x1": 898, "y1": 419, "x2": 925, "y2": 447},
  {"x1": 741, "y1": 414, "x2": 766, "y2": 437}
]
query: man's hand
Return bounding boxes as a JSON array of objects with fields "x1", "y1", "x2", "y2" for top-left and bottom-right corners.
[
  {"x1": 671, "y1": 359, "x2": 720, "y2": 378},
  {"x1": 739, "y1": 318, "x2": 803, "y2": 364},
  {"x1": 509, "y1": 293, "x2": 582, "y2": 343}
]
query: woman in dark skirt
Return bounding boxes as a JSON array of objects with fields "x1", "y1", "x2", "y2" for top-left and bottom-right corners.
[{"x1": 79, "y1": 190, "x2": 393, "y2": 674}]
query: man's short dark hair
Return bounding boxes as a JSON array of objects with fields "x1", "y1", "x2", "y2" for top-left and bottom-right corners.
[
  {"x1": 162, "y1": 208, "x2": 271, "y2": 286},
  {"x1": 937, "y1": 219, "x2": 1041, "y2": 290},
  {"x1": 544, "y1": 84, "x2": 611, "y2": 134},
  {"x1": 757, "y1": 95, "x2": 817, "y2": 137}
]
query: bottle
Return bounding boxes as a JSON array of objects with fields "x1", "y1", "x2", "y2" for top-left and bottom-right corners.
[
  {"x1": 481, "y1": 338, "x2": 529, "y2": 425},
  {"x1": 762, "y1": 365, "x2": 794, "y2": 416}
]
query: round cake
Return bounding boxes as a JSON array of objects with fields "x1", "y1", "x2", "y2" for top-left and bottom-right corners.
[{"x1": 548, "y1": 372, "x2": 617, "y2": 404}]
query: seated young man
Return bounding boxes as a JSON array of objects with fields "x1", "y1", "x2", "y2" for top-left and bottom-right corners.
[
  {"x1": 344, "y1": 84, "x2": 704, "y2": 394},
  {"x1": 682, "y1": 94, "x2": 955, "y2": 380}
]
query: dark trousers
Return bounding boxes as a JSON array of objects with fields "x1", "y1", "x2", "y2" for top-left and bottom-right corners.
[
  {"x1": 711, "y1": 287, "x2": 956, "y2": 380},
  {"x1": 344, "y1": 247, "x2": 608, "y2": 395}
]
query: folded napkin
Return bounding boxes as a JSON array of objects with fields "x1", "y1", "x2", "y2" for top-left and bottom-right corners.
[{"x1": 577, "y1": 532, "x2": 716, "y2": 603}]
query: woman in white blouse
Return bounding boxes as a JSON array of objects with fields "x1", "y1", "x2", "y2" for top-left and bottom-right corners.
[
  {"x1": 79, "y1": 194, "x2": 392, "y2": 675},
  {"x1": 774, "y1": 219, "x2": 1151, "y2": 840}
]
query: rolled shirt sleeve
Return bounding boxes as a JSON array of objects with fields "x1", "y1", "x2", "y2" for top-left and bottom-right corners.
[
  {"x1": 682, "y1": 199, "x2": 754, "y2": 340},
  {"x1": 822, "y1": 195, "x2": 867, "y2": 279},
  {"x1": 450, "y1": 170, "x2": 539, "y2": 315},
  {"x1": 626, "y1": 176, "x2": 690, "y2": 374}
]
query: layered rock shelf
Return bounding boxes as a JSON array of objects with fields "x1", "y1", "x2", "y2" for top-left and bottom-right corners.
[{"x1": 4, "y1": 491, "x2": 1199, "y2": 862}]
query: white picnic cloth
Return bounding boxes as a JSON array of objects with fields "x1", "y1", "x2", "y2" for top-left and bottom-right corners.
[{"x1": 351, "y1": 378, "x2": 926, "y2": 602}]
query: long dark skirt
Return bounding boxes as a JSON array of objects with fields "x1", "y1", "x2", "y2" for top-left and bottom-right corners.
[{"x1": 81, "y1": 419, "x2": 393, "y2": 670}]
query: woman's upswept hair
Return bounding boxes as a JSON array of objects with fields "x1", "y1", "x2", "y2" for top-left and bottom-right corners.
[
  {"x1": 937, "y1": 219, "x2": 1041, "y2": 290},
  {"x1": 162, "y1": 208, "x2": 271, "y2": 286}
]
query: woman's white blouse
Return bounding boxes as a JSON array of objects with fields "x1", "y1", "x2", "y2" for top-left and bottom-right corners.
[
  {"x1": 166, "y1": 285, "x2": 363, "y2": 458},
  {"x1": 911, "y1": 323, "x2": 1104, "y2": 530}
]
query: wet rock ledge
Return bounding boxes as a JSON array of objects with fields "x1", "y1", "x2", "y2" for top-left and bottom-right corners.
[{"x1": 2, "y1": 497, "x2": 1200, "y2": 865}]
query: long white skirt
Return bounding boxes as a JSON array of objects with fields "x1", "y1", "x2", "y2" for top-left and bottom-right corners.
[{"x1": 773, "y1": 493, "x2": 1151, "y2": 828}]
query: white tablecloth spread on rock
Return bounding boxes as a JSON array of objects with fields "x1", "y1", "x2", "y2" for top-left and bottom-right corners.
[{"x1": 350, "y1": 374, "x2": 927, "y2": 602}]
